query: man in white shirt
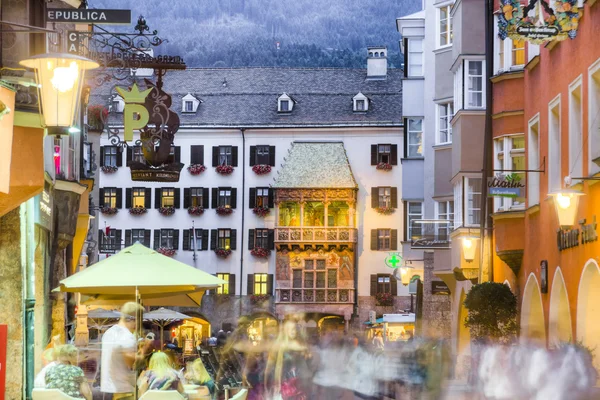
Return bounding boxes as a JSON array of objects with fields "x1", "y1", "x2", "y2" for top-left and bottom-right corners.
[{"x1": 101, "y1": 302, "x2": 144, "y2": 400}]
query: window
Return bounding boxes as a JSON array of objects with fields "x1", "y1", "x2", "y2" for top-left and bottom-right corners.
[
  {"x1": 466, "y1": 177, "x2": 482, "y2": 226},
  {"x1": 132, "y1": 229, "x2": 146, "y2": 245},
  {"x1": 438, "y1": 103, "x2": 453, "y2": 144},
  {"x1": 217, "y1": 273, "x2": 230, "y2": 294},
  {"x1": 569, "y1": 78, "x2": 583, "y2": 182},
  {"x1": 498, "y1": 38, "x2": 505, "y2": 71},
  {"x1": 100, "y1": 229, "x2": 121, "y2": 252},
  {"x1": 454, "y1": 181, "x2": 463, "y2": 228},
  {"x1": 467, "y1": 61, "x2": 484, "y2": 109},
  {"x1": 378, "y1": 229, "x2": 391, "y2": 251},
  {"x1": 102, "y1": 188, "x2": 117, "y2": 208},
  {"x1": 219, "y1": 146, "x2": 232, "y2": 166},
  {"x1": 183, "y1": 229, "x2": 207, "y2": 251},
  {"x1": 190, "y1": 188, "x2": 204, "y2": 207},
  {"x1": 280, "y1": 100, "x2": 289, "y2": 112},
  {"x1": 112, "y1": 96, "x2": 124, "y2": 113},
  {"x1": 353, "y1": 93, "x2": 369, "y2": 111},
  {"x1": 437, "y1": 201, "x2": 454, "y2": 240},
  {"x1": 185, "y1": 101, "x2": 194, "y2": 112},
  {"x1": 218, "y1": 229, "x2": 231, "y2": 250},
  {"x1": 548, "y1": 96, "x2": 561, "y2": 192},
  {"x1": 454, "y1": 62, "x2": 463, "y2": 111},
  {"x1": 256, "y1": 188, "x2": 269, "y2": 208},
  {"x1": 379, "y1": 187, "x2": 391, "y2": 208},
  {"x1": 161, "y1": 188, "x2": 175, "y2": 207},
  {"x1": 497, "y1": 38, "x2": 525, "y2": 72},
  {"x1": 494, "y1": 136, "x2": 526, "y2": 211},
  {"x1": 438, "y1": 4, "x2": 453, "y2": 47},
  {"x1": 191, "y1": 229, "x2": 203, "y2": 250},
  {"x1": 218, "y1": 188, "x2": 232, "y2": 208},
  {"x1": 378, "y1": 275, "x2": 391, "y2": 294},
  {"x1": 132, "y1": 146, "x2": 145, "y2": 164},
  {"x1": 407, "y1": 39, "x2": 424, "y2": 77},
  {"x1": 356, "y1": 99, "x2": 365, "y2": 111},
  {"x1": 254, "y1": 273, "x2": 268, "y2": 295},
  {"x1": 407, "y1": 118, "x2": 423, "y2": 157},
  {"x1": 160, "y1": 229, "x2": 175, "y2": 248},
  {"x1": 254, "y1": 229, "x2": 269, "y2": 249},
  {"x1": 589, "y1": 62, "x2": 600, "y2": 176},
  {"x1": 511, "y1": 39, "x2": 525, "y2": 66},
  {"x1": 190, "y1": 145, "x2": 204, "y2": 165},
  {"x1": 528, "y1": 116, "x2": 540, "y2": 206},
  {"x1": 328, "y1": 269, "x2": 337, "y2": 288},
  {"x1": 407, "y1": 202, "x2": 423, "y2": 239},
  {"x1": 83, "y1": 143, "x2": 92, "y2": 176},
  {"x1": 371, "y1": 144, "x2": 398, "y2": 166},
  {"x1": 378, "y1": 144, "x2": 391, "y2": 163},
  {"x1": 132, "y1": 188, "x2": 145, "y2": 208},
  {"x1": 256, "y1": 146, "x2": 270, "y2": 165},
  {"x1": 278, "y1": 94, "x2": 294, "y2": 112},
  {"x1": 104, "y1": 146, "x2": 118, "y2": 167}
]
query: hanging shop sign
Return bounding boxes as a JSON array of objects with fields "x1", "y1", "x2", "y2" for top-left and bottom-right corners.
[
  {"x1": 498, "y1": 0, "x2": 582, "y2": 44},
  {"x1": 488, "y1": 174, "x2": 525, "y2": 198},
  {"x1": 410, "y1": 220, "x2": 451, "y2": 249},
  {"x1": 34, "y1": 183, "x2": 53, "y2": 231},
  {"x1": 431, "y1": 281, "x2": 450, "y2": 295},
  {"x1": 557, "y1": 216, "x2": 598, "y2": 252},
  {"x1": 115, "y1": 84, "x2": 151, "y2": 142},
  {"x1": 540, "y1": 260, "x2": 548, "y2": 294},
  {"x1": 47, "y1": 8, "x2": 131, "y2": 24},
  {"x1": 385, "y1": 253, "x2": 403, "y2": 269}
]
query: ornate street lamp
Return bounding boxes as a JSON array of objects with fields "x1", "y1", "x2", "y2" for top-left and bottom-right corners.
[
  {"x1": 549, "y1": 188, "x2": 584, "y2": 227},
  {"x1": 462, "y1": 235, "x2": 479, "y2": 263},
  {"x1": 19, "y1": 53, "x2": 98, "y2": 135}
]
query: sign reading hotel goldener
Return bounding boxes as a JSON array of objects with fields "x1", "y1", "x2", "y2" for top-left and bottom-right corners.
[{"x1": 47, "y1": 9, "x2": 131, "y2": 24}]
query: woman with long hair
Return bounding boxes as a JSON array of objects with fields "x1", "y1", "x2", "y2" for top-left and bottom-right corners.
[
  {"x1": 44, "y1": 345, "x2": 92, "y2": 400},
  {"x1": 137, "y1": 351, "x2": 185, "y2": 396},
  {"x1": 185, "y1": 358, "x2": 216, "y2": 395}
]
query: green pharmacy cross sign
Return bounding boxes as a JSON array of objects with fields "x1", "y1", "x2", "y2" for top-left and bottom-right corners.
[{"x1": 385, "y1": 253, "x2": 403, "y2": 269}]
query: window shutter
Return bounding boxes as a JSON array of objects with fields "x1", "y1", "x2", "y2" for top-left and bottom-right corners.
[
  {"x1": 403, "y1": 201, "x2": 408, "y2": 242},
  {"x1": 211, "y1": 188, "x2": 218, "y2": 208},
  {"x1": 116, "y1": 148, "x2": 123, "y2": 167},
  {"x1": 174, "y1": 188, "x2": 181, "y2": 209},
  {"x1": 98, "y1": 230, "x2": 103, "y2": 250},
  {"x1": 203, "y1": 188, "x2": 210, "y2": 209},
  {"x1": 174, "y1": 146, "x2": 181, "y2": 164},
  {"x1": 249, "y1": 188, "x2": 256, "y2": 208},
  {"x1": 125, "y1": 230, "x2": 132, "y2": 246},
  {"x1": 191, "y1": 145, "x2": 204, "y2": 165},
  {"x1": 127, "y1": 147, "x2": 133, "y2": 166},
  {"x1": 267, "y1": 274, "x2": 274, "y2": 295},
  {"x1": 268, "y1": 188, "x2": 274, "y2": 208},
  {"x1": 230, "y1": 229, "x2": 237, "y2": 250},
  {"x1": 172, "y1": 230, "x2": 179, "y2": 250},
  {"x1": 126, "y1": 188, "x2": 132, "y2": 209},
  {"x1": 100, "y1": 147, "x2": 105, "y2": 167},
  {"x1": 371, "y1": 187, "x2": 378, "y2": 208},
  {"x1": 154, "y1": 230, "x2": 160, "y2": 249},
  {"x1": 391, "y1": 276, "x2": 398, "y2": 296},
  {"x1": 210, "y1": 230, "x2": 217, "y2": 250},
  {"x1": 248, "y1": 229, "x2": 255, "y2": 250},
  {"x1": 230, "y1": 188, "x2": 237, "y2": 209},
  {"x1": 391, "y1": 144, "x2": 398, "y2": 165},
  {"x1": 249, "y1": 146, "x2": 256, "y2": 166},
  {"x1": 371, "y1": 229, "x2": 378, "y2": 250},
  {"x1": 144, "y1": 230, "x2": 151, "y2": 247},
  {"x1": 403, "y1": 38, "x2": 409, "y2": 78},
  {"x1": 115, "y1": 230, "x2": 122, "y2": 249},
  {"x1": 183, "y1": 230, "x2": 190, "y2": 251},
  {"x1": 145, "y1": 188, "x2": 152, "y2": 209},
  {"x1": 370, "y1": 274, "x2": 377, "y2": 296},
  {"x1": 269, "y1": 146, "x2": 276, "y2": 166},
  {"x1": 229, "y1": 274, "x2": 236, "y2": 295},
  {"x1": 247, "y1": 274, "x2": 254, "y2": 295},
  {"x1": 232, "y1": 146, "x2": 238, "y2": 167},
  {"x1": 202, "y1": 230, "x2": 209, "y2": 250},
  {"x1": 370, "y1": 145, "x2": 377, "y2": 165},
  {"x1": 183, "y1": 188, "x2": 190, "y2": 209},
  {"x1": 268, "y1": 229, "x2": 275, "y2": 250},
  {"x1": 391, "y1": 187, "x2": 398, "y2": 208},
  {"x1": 212, "y1": 146, "x2": 219, "y2": 167},
  {"x1": 155, "y1": 188, "x2": 161, "y2": 209},
  {"x1": 99, "y1": 188, "x2": 105, "y2": 207},
  {"x1": 403, "y1": 122, "x2": 408, "y2": 159},
  {"x1": 391, "y1": 229, "x2": 398, "y2": 250},
  {"x1": 116, "y1": 188, "x2": 123, "y2": 209}
]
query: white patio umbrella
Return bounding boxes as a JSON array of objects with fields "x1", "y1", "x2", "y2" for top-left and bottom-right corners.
[
  {"x1": 87, "y1": 308, "x2": 121, "y2": 337},
  {"x1": 143, "y1": 307, "x2": 192, "y2": 348}
]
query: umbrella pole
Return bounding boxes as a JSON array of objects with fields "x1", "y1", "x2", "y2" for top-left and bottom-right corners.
[{"x1": 160, "y1": 324, "x2": 164, "y2": 349}]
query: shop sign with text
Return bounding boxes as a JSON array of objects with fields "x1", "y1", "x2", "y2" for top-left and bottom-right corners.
[
  {"x1": 411, "y1": 220, "x2": 451, "y2": 249},
  {"x1": 557, "y1": 216, "x2": 598, "y2": 252},
  {"x1": 47, "y1": 9, "x2": 131, "y2": 24},
  {"x1": 488, "y1": 174, "x2": 525, "y2": 198},
  {"x1": 34, "y1": 184, "x2": 53, "y2": 231}
]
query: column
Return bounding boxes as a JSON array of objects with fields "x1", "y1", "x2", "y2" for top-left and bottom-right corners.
[{"x1": 324, "y1": 201, "x2": 329, "y2": 227}]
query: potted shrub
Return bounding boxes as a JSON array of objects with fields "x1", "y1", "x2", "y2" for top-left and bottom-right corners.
[
  {"x1": 188, "y1": 206, "x2": 205, "y2": 216},
  {"x1": 250, "y1": 294, "x2": 271, "y2": 305},
  {"x1": 252, "y1": 164, "x2": 271, "y2": 175},
  {"x1": 375, "y1": 206, "x2": 395, "y2": 215},
  {"x1": 375, "y1": 292, "x2": 394, "y2": 307},
  {"x1": 101, "y1": 165, "x2": 118, "y2": 173},
  {"x1": 87, "y1": 105, "x2": 108, "y2": 131},
  {"x1": 216, "y1": 206, "x2": 233, "y2": 216},
  {"x1": 187, "y1": 164, "x2": 206, "y2": 175},
  {"x1": 250, "y1": 247, "x2": 271, "y2": 258},
  {"x1": 129, "y1": 206, "x2": 147, "y2": 216},
  {"x1": 158, "y1": 206, "x2": 175, "y2": 216},
  {"x1": 157, "y1": 247, "x2": 176, "y2": 257},
  {"x1": 253, "y1": 206, "x2": 270, "y2": 217},
  {"x1": 100, "y1": 206, "x2": 118, "y2": 215},
  {"x1": 215, "y1": 248, "x2": 232, "y2": 258},
  {"x1": 216, "y1": 165, "x2": 234, "y2": 175},
  {"x1": 376, "y1": 162, "x2": 393, "y2": 171}
]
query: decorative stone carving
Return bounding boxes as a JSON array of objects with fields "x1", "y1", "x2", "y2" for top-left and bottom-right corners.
[{"x1": 276, "y1": 252, "x2": 290, "y2": 280}]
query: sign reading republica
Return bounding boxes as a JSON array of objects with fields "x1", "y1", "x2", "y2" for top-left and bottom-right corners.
[{"x1": 47, "y1": 9, "x2": 131, "y2": 24}]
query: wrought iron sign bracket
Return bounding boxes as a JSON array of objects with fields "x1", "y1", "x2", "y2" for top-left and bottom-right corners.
[{"x1": 492, "y1": 156, "x2": 546, "y2": 174}]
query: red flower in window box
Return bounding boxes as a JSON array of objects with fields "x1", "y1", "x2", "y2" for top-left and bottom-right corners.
[
  {"x1": 157, "y1": 247, "x2": 176, "y2": 257},
  {"x1": 375, "y1": 292, "x2": 394, "y2": 307},
  {"x1": 100, "y1": 206, "x2": 118, "y2": 215},
  {"x1": 375, "y1": 206, "x2": 395, "y2": 215},
  {"x1": 188, "y1": 206, "x2": 205, "y2": 216},
  {"x1": 159, "y1": 206, "x2": 175, "y2": 216},
  {"x1": 253, "y1": 206, "x2": 270, "y2": 217},
  {"x1": 252, "y1": 164, "x2": 271, "y2": 175},
  {"x1": 101, "y1": 165, "x2": 118, "y2": 173},
  {"x1": 216, "y1": 165, "x2": 234, "y2": 175},
  {"x1": 216, "y1": 206, "x2": 233, "y2": 216},
  {"x1": 187, "y1": 164, "x2": 206, "y2": 175},
  {"x1": 376, "y1": 162, "x2": 392, "y2": 171},
  {"x1": 250, "y1": 294, "x2": 271, "y2": 305},
  {"x1": 215, "y1": 248, "x2": 232, "y2": 258},
  {"x1": 129, "y1": 206, "x2": 147, "y2": 216},
  {"x1": 250, "y1": 247, "x2": 271, "y2": 258}
]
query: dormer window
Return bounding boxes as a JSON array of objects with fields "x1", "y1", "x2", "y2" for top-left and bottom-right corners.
[
  {"x1": 280, "y1": 100, "x2": 290, "y2": 111},
  {"x1": 182, "y1": 93, "x2": 200, "y2": 113},
  {"x1": 278, "y1": 93, "x2": 294, "y2": 113},
  {"x1": 353, "y1": 92, "x2": 369, "y2": 112},
  {"x1": 185, "y1": 101, "x2": 193, "y2": 112},
  {"x1": 111, "y1": 95, "x2": 124, "y2": 113}
]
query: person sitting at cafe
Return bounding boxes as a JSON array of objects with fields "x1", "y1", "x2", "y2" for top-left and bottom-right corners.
[
  {"x1": 185, "y1": 358, "x2": 216, "y2": 396},
  {"x1": 45, "y1": 344, "x2": 92, "y2": 400},
  {"x1": 137, "y1": 352, "x2": 186, "y2": 396}
]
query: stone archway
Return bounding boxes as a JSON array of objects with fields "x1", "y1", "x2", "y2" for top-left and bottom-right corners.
[
  {"x1": 521, "y1": 273, "x2": 546, "y2": 344},
  {"x1": 577, "y1": 259, "x2": 600, "y2": 366},
  {"x1": 548, "y1": 268, "x2": 572, "y2": 347}
]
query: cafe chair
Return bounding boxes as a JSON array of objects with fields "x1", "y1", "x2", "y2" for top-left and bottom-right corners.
[
  {"x1": 138, "y1": 390, "x2": 186, "y2": 400},
  {"x1": 32, "y1": 389, "x2": 81, "y2": 400}
]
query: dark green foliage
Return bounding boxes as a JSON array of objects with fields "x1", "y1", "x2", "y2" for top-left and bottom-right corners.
[{"x1": 463, "y1": 282, "x2": 518, "y2": 344}]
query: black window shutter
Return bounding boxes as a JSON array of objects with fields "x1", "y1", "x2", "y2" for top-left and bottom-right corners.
[
  {"x1": 127, "y1": 147, "x2": 133, "y2": 166},
  {"x1": 115, "y1": 230, "x2": 122, "y2": 249},
  {"x1": 100, "y1": 147, "x2": 105, "y2": 167},
  {"x1": 403, "y1": 121, "x2": 408, "y2": 159},
  {"x1": 269, "y1": 146, "x2": 276, "y2": 166},
  {"x1": 183, "y1": 188, "x2": 190, "y2": 209},
  {"x1": 203, "y1": 188, "x2": 210, "y2": 209},
  {"x1": 370, "y1": 145, "x2": 377, "y2": 165},
  {"x1": 174, "y1": 188, "x2": 181, "y2": 209},
  {"x1": 211, "y1": 188, "x2": 218, "y2": 208},
  {"x1": 173, "y1": 230, "x2": 179, "y2": 250},
  {"x1": 229, "y1": 274, "x2": 236, "y2": 295},
  {"x1": 247, "y1": 274, "x2": 254, "y2": 295},
  {"x1": 249, "y1": 146, "x2": 256, "y2": 166},
  {"x1": 403, "y1": 38, "x2": 409, "y2": 78},
  {"x1": 145, "y1": 188, "x2": 152, "y2": 209},
  {"x1": 202, "y1": 230, "x2": 209, "y2": 250},
  {"x1": 248, "y1": 229, "x2": 255, "y2": 250},
  {"x1": 391, "y1": 276, "x2": 398, "y2": 296},
  {"x1": 267, "y1": 274, "x2": 274, "y2": 295},
  {"x1": 125, "y1": 230, "x2": 132, "y2": 247},
  {"x1": 144, "y1": 230, "x2": 151, "y2": 247},
  {"x1": 210, "y1": 229, "x2": 217, "y2": 250},
  {"x1": 232, "y1": 146, "x2": 238, "y2": 167},
  {"x1": 98, "y1": 230, "x2": 103, "y2": 250},
  {"x1": 116, "y1": 148, "x2": 123, "y2": 167},
  {"x1": 391, "y1": 144, "x2": 399, "y2": 165},
  {"x1": 174, "y1": 146, "x2": 181, "y2": 164},
  {"x1": 249, "y1": 188, "x2": 256, "y2": 208},
  {"x1": 154, "y1": 230, "x2": 160, "y2": 249},
  {"x1": 126, "y1": 188, "x2": 132, "y2": 209},
  {"x1": 391, "y1": 187, "x2": 398, "y2": 208},
  {"x1": 370, "y1": 275, "x2": 378, "y2": 296},
  {"x1": 99, "y1": 188, "x2": 105, "y2": 207},
  {"x1": 191, "y1": 145, "x2": 204, "y2": 165},
  {"x1": 116, "y1": 188, "x2": 123, "y2": 209},
  {"x1": 391, "y1": 229, "x2": 398, "y2": 250},
  {"x1": 268, "y1": 188, "x2": 274, "y2": 208},
  {"x1": 212, "y1": 146, "x2": 219, "y2": 167},
  {"x1": 230, "y1": 229, "x2": 237, "y2": 250},
  {"x1": 268, "y1": 229, "x2": 275, "y2": 250},
  {"x1": 183, "y1": 230, "x2": 190, "y2": 251},
  {"x1": 155, "y1": 188, "x2": 161, "y2": 209},
  {"x1": 371, "y1": 187, "x2": 378, "y2": 208},
  {"x1": 231, "y1": 188, "x2": 237, "y2": 209},
  {"x1": 371, "y1": 229, "x2": 378, "y2": 251},
  {"x1": 403, "y1": 201, "x2": 408, "y2": 244}
]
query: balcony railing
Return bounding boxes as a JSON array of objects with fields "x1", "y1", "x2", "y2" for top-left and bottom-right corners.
[
  {"x1": 275, "y1": 227, "x2": 357, "y2": 243},
  {"x1": 276, "y1": 288, "x2": 354, "y2": 304}
]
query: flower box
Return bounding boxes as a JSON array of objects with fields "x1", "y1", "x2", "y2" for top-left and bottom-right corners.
[
  {"x1": 87, "y1": 105, "x2": 108, "y2": 131},
  {"x1": 252, "y1": 164, "x2": 271, "y2": 175},
  {"x1": 253, "y1": 206, "x2": 270, "y2": 218},
  {"x1": 100, "y1": 206, "x2": 118, "y2": 215},
  {"x1": 129, "y1": 206, "x2": 147, "y2": 216},
  {"x1": 159, "y1": 206, "x2": 175, "y2": 216},
  {"x1": 157, "y1": 247, "x2": 176, "y2": 257},
  {"x1": 376, "y1": 292, "x2": 394, "y2": 307},
  {"x1": 215, "y1": 248, "x2": 232, "y2": 258},
  {"x1": 216, "y1": 206, "x2": 233, "y2": 216},
  {"x1": 188, "y1": 206, "x2": 205, "y2": 216},
  {"x1": 187, "y1": 164, "x2": 206, "y2": 175},
  {"x1": 250, "y1": 294, "x2": 271, "y2": 305},
  {"x1": 376, "y1": 162, "x2": 392, "y2": 171},
  {"x1": 376, "y1": 207, "x2": 395, "y2": 215},
  {"x1": 216, "y1": 165, "x2": 234, "y2": 175},
  {"x1": 101, "y1": 165, "x2": 118, "y2": 174},
  {"x1": 250, "y1": 247, "x2": 271, "y2": 258}
]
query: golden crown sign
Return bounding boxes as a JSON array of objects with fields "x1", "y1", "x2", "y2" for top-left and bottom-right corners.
[
  {"x1": 115, "y1": 83, "x2": 152, "y2": 141},
  {"x1": 498, "y1": 0, "x2": 582, "y2": 44}
]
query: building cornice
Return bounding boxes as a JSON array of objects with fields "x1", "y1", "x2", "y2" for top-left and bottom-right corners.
[
  {"x1": 492, "y1": 110, "x2": 524, "y2": 120},
  {"x1": 491, "y1": 70, "x2": 525, "y2": 83}
]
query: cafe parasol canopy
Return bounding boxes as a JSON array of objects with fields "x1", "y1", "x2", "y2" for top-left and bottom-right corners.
[{"x1": 143, "y1": 307, "x2": 192, "y2": 347}]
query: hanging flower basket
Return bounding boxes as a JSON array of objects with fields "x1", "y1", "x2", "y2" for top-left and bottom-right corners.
[
  {"x1": 376, "y1": 207, "x2": 395, "y2": 215},
  {"x1": 250, "y1": 294, "x2": 271, "y2": 305},
  {"x1": 253, "y1": 206, "x2": 270, "y2": 218},
  {"x1": 101, "y1": 165, "x2": 118, "y2": 174},
  {"x1": 376, "y1": 292, "x2": 394, "y2": 307},
  {"x1": 252, "y1": 164, "x2": 271, "y2": 175},
  {"x1": 87, "y1": 105, "x2": 108, "y2": 131},
  {"x1": 215, "y1": 248, "x2": 232, "y2": 258},
  {"x1": 188, "y1": 206, "x2": 205, "y2": 216},
  {"x1": 100, "y1": 206, "x2": 118, "y2": 215},
  {"x1": 216, "y1": 206, "x2": 233, "y2": 216},
  {"x1": 159, "y1": 206, "x2": 175, "y2": 216},
  {"x1": 250, "y1": 247, "x2": 271, "y2": 258},
  {"x1": 129, "y1": 206, "x2": 147, "y2": 216},
  {"x1": 376, "y1": 162, "x2": 392, "y2": 171},
  {"x1": 157, "y1": 247, "x2": 176, "y2": 257},
  {"x1": 187, "y1": 164, "x2": 206, "y2": 175},
  {"x1": 216, "y1": 165, "x2": 234, "y2": 175}
]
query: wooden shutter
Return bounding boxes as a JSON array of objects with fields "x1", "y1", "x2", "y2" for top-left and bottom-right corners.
[
  {"x1": 126, "y1": 147, "x2": 133, "y2": 166},
  {"x1": 268, "y1": 229, "x2": 275, "y2": 250},
  {"x1": 230, "y1": 229, "x2": 237, "y2": 250},
  {"x1": 125, "y1": 230, "x2": 132, "y2": 246},
  {"x1": 249, "y1": 188, "x2": 256, "y2": 208},
  {"x1": 269, "y1": 146, "x2": 276, "y2": 166},
  {"x1": 248, "y1": 229, "x2": 255, "y2": 250},
  {"x1": 391, "y1": 229, "x2": 398, "y2": 250},
  {"x1": 98, "y1": 230, "x2": 103, "y2": 250},
  {"x1": 249, "y1": 146, "x2": 256, "y2": 166},
  {"x1": 391, "y1": 187, "x2": 398, "y2": 208},
  {"x1": 403, "y1": 122, "x2": 408, "y2": 159},
  {"x1": 125, "y1": 188, "x2": 132, "y2": 209},
  {"x1": 370, "y1": 145, "x2": 377, "y2": 165},
  {"x1": 174, "y1": 146, "x2": 181, "y2": 163},
  {"x1": 155, "y1": 188, "x2": 161, "y2": 208},
  {"x1": 371, "y1": 187, "x2": 378, "y2": 208},
  {"x1": 116, "y1": 148, "x2": 123, "y2": 167},
  {"x1": 144, "y1": 230, "x2": 151, "y2": 247},
  {"x1": 370, "y1": 274, "x2": 378, "y2": 295},
  {"x1": 202, "y1": 188, "x2": 210, "y2": 209},
  {"x1": 202, "y1": 230, "x2": 209, "y2": 250},
  {"x1": 267, "y1": 274, "x2": 274, "y2": 295},
  {"x1": 391, "y1": 275, "x2": 398, "y2": 296},
  {"x1": 145, "y1": 188, "x2": 152, "y2": 209},
  {"x1": 268, "y1": 188, "x2": 274, "y2": 208},
  {"x1": 116, "y1": 188, "x2": 123, "y2": 209},
  {"x1": 183, "y1": 230, "x2": 190, "y2": 251},
  {"x1": 174, "y1": 188, "x2": 181, "y2": 209},
  {"x1": 99, "y1": 147, "x2": 105, "y2": 167},
  {"x1": 172, "y1": 230, "x2": 179, "y2": 250},
  {"x1": 229, "y1": 274, "x2": 236, "y2": 295},
  {"x1": 99, "y1": 188, "x2": 105, "y2": 207},
  {"x1": 210, "y1": 229, "x2": 217, "y2": 250},
  {"x1": 232, "y1": 146, "x2": 238, "y2": 167},
  {"x1": 391, "y1": 144, "x2": 398, "y2": 165},
  {"x1": 247, "y1": 274, "x2": 254, "y2": 295},
  {"x1": 212, "y1": 146, "x2": 219, "y2": 167},
  {"x1": 183, "y1": 188, "x2": 190, "y2": 209},
  {"x1": 154, "y1": 230, "x2": 160, "y2": 249},
  {"x1": 211, "y1": 188, "x2": 218, "y2": 208},
  {"x1": 115, "y1": 230, "x2": 122, "y2": 251},
  {"x1": 403, "y1": 201, "x2": 408, "y2": 242},
  {"x1": 191, "y1": 145, "x2": 204, "y2": 165},
  {"x1": 230, "y1": 188, "x2": 237, "y2": 209},
  {"x1": 403, "y1": 38, "x2": 409, "y2": 78},
  {"x1": 371, "y1": 230, "x2": 378, "y2": 250}
]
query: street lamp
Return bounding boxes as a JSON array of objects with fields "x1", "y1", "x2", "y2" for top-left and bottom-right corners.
[
  {"x1": 549, "y1": 189, "x2": 584, "y2": 227},
  {"x1": 462, "y1": 235, "x2": 479, "y2": 263},
  {"x1": 19, "y1": 53, "x2": 98, "y2": 136}
]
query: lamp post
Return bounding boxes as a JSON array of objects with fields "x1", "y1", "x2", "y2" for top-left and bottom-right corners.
[
  {"x1": 549, "y1": 189, "x2": 584, "y2": 227},
  {"x1": 19, "y1": 53, "x2": 98, "y2": 136}
]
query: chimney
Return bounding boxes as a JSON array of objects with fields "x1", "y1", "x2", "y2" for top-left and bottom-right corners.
[{"x1": 367, "y1": 46, "x2": 387, "y2": 79}]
